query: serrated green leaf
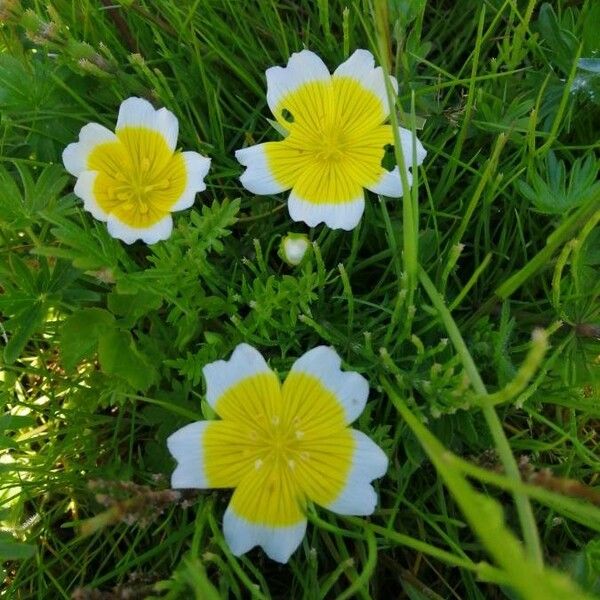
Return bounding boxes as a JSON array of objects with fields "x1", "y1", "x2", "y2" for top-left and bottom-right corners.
[
  {"x1": 107, "y1": 289, "x2": 162, "y2": 325},
  {"x1": 537, "y1": 3, "x2": 579, "y2": 74},
  {"x1": 0, "y1": 165, "x2": 26, "y2": 228},
  {"x1": 98, "y1": 329, "x2": 158, "y2": 392},
  {"x1": 60, "y1": 308, "x2": 116, "y2": 372},
  {"x1": 30, "y1": 164, "x2": 69, "y2": 213}
]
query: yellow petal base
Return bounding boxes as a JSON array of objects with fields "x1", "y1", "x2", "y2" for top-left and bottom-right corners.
[
  {"x1": 203, "y1": 372, "x2": 354, "y2": 526},
  {"x1": 88, "y1": 126, "x2": 187, "y2": 228},
  {"x1": 264, "y1": 78, "x2": 393, "y2": 204}
]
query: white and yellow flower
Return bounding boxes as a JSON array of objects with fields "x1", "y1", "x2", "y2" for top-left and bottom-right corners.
[
  {"x1": 62, "y1": 97, "x2": 211, "y2": 244},
  {"x1": 167, "y1": 343, "x2": 387, "y2": 563},
  {"x1": 235, "y1": 49, "x2": 426, "y2": 231}
]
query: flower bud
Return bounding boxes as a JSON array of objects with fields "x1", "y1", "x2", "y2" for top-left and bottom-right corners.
[{"x1": 279, "y1": 232, "x2": 310, "y2": 266}]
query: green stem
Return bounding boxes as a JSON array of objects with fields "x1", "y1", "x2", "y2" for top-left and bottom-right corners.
[
  {"x1": 450, "y1": 133, "x2": 507, "y2": 249},
  {"x1": 309, "y1": 512, "x2": 509, "y2": 584},
  {"x1": 536, "y1": 44, "x2": 582, "y2": 156},
  {"x1": 467, "y1": 195, "x2": 600, "y2": 327},
  {"x1": 334, "y1": 526, "x2": 377, "y2": 600},
  {"x1": 373, "y1": 2, "x2": 418, "y2": 304},
  {"x1": 417, "y1": 267, "x2": 544, "y2": 567},
  {"x1": 448, "y1": 454, "x2": 600, "y2": 533}
]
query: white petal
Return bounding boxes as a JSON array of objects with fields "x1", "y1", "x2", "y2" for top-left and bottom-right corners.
[
  {"x1": 62, "y1": 123, "x2": 117, "y2": 177},
  {"x1": 106, "y1": 213, "x2": 173, "y2": 245},
  {"x1": 363, "y1": 67, "x2": 398, "y2": 117},
  {"x1": 334, "y1": 50, "x2": 398, "y2": 117},
  {"x1": 327, "y1": 430, "x2": 388, "y2": 515},
  {"x1": 266, "y1": 50, "x2": 331, "y2": 117},
  {"x1": 398, "y1": 127, "x2": 427, "y2": 167},
  {"x1": 288, "y1": 190, "x2": 365, "y2": 230},
  {"x1": 366, "y1": 166, "x2": 413, "y2": 198},
  {"x1": 171, "y1": 151, "x2": 211, "y2": 211},
  {"x1": 167, "y1": 421, "x2": 210, "y2": 489},
  {"x1": 73, "y1": 170, "x2": 109, "y2": 221},
  {"x1": 333, "y1": 48, "x2": 375, "y2": 78},
  {"x1": 202, "y1": 343, "x2": 273, "y2": 409},
  {"x1": 223, "y1": 505, "x2": 306, "y2": 563},
  {"x1": 235, "y1": 143, "x2": 289, "y2": 195},
  {"x1": 288, "y1": 346, "x2": 368, "y2": 424},
  {"x1": 116, "y1": 97, "x2": 179, "y2": 151}
]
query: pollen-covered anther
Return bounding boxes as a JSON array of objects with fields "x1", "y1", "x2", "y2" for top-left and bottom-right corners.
[{"x1": 254, "y1": 459, "x2": 263, "y2": 470}]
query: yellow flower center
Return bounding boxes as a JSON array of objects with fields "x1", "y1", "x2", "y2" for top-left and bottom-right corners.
[
  {"x1": 106, "y1": 157, "x2": 171, "y2": 213},
  {"x1": 87, "y1": 126, "x2": 187, "y2": 227},
  {"x1": 202, "y1": 372, "x2": 354, "y2": 526},
  {"x1": 264, "y1": 77, "x2": 394, "y2": 204},
  {"x1": 315, "y1": 129, "x2": 347, "y2": 162},
  {"x1": 254, "y1": 413, "x2": 307, "y2": 469}
]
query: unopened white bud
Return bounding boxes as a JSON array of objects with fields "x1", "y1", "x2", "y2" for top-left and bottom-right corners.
[{"x1": 280, "y1": 233, "x2": 310, "y2": 266}]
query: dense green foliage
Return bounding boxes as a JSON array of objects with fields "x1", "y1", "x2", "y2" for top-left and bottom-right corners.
[{"x1": 1, "y1": 0, "x2": 599, "y2": 598}]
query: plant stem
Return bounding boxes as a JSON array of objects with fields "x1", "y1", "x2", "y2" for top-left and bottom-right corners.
[
  {"x1": 470, "y1": 196, "x2": 600, "y2": 326},
  {"x1": 417, "y1": 267, "x2": 544, "y2": 567}
]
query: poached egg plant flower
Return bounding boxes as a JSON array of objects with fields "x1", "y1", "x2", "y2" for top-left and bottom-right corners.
[
  {"x1": 62, "y1": 97, "x2": 211, "y2": 244},
  {"x1": 235, "y1": 49, "x2": 426, "y2": 230},
  {"x1": 167, "y1": 343, "x2": 388, "y2": 563}
]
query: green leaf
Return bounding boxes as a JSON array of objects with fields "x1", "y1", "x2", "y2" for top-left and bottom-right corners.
[
  {"x1": 60, "y1": 308, "x2": 116, "y2": 372},
  {"x1": 518, "y1": 152, "x2": 600, "y2": 215},
  {"x1": 107, "y1": 289, "x2": 162, "y2": 325},
  {"x1": 563, "y1": 538, "x2": 600, "y2": 594},
  {"x1": 0, "y1": 415, "x2": 37, "y2": 430},
  {"x1": 0, "y1": 165, "x2": 27, "y2": 228},
  {"x1": 189, "y1": 197, "x2": 241, "y2": 254},
  {"x1": 42, "y1": 213, "x2": 130, "y2": 272},
  {"x1": 537, "y1": 3, "x2": 579, "y2": 74},
  {"x1": 98, "y1": 329, "x2": 158, "y2": 392},
  {"x1": 28, "y1": 164, "x2": 68, "y2": 213},
  {"x1": 578, "y1": 58, "x2": 600, "y2": 74},
  {"x1": 0, "y1": 533, "x2": 35, "y2": 560},
  {"x1": 3, "y1": 302, "x2": 46, "y2": 365}
]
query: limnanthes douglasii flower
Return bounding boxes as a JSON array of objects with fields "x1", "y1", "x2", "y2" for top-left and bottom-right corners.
[
  {"x1": 63, "y1": 97, "x2": 210, "y2": 244},
  {"x1": 236, "y1": 49, "x2": 426, "y2": 230},
  {"x1": 167, "y1": 344, "x2": 387, "y2": 563}
]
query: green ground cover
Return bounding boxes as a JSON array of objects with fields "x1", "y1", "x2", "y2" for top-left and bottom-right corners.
[{"x1": 1, "y1": 0, "x2": 599, "y2": 598}]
